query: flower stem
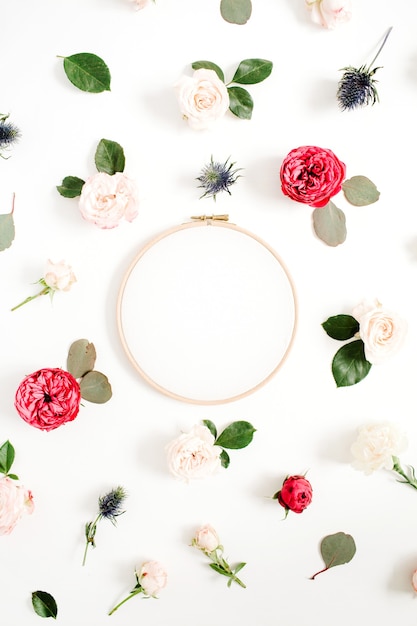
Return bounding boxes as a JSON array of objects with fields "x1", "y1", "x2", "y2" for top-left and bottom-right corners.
[
  {"x1": 392, "y1": 456, "x2": 417, "y2": 490},
  {"x1": 368, "y1": 26, "x2": 393, "y2": 70},
  {"x1": 108, "y1": 588, "x2": 142, "y2": 616},
  {"x1": 82, "y1": 514, "x2": 100, "y2": 566},
  {"x1": 11, "y1": 286, "x2": 50, "y2": 311}
]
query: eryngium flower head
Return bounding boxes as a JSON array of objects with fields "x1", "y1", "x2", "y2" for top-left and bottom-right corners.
[
  {"x1": 99, "y1": 486, "x2": 127, "y2": 523},
  {"x1": 0, "y1": 115, "x2": 21, "y2": 154},
  {"x1": 197, "y1": 156, "x2": 241, "y2": 200},
  {"x1": 337, "y1": 65, "x2": 380, "y2": 111}
]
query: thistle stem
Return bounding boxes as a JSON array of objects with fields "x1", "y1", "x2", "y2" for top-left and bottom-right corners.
[
  {"x1": 368, "y1": 26, "x2": 393, "y2": 70},
  {"x1": 108, "y1": 588, "x2": 142, "y2": 616},
  {"x1": 11, "y1": 286, "x2": 50, "y2": 312},
  {"x1": 82, "y1": 514, "x2": 101, "y2": 566}
]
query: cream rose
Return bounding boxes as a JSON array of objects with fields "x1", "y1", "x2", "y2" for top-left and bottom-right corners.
[
  {"x1": 165, "y1": 424, "x2": 222, "y2": 481},
  {"x1": 0, "y1": 476, "x2": 34, "y2": 535},
  {"x1": 131, "y1": 0, "x2": 152, "y2": 9},
  {"x1": 174, "y1": 68, "x2": 229, "y2": 130},
  {"x1": 44, "y1": 259, "x2": 76, "y2": 292},
  {"x1": 412, "y1": 570, "x2": 417, "y2": 593},
  {"x1": 138, "y1": 561, "x2": 168, "y2": 597},
  {"x1": 78, "y1": 172, "x2": 139, "y2": 229},
  {"x1": 192, "y1": 524, "x2": 220, "y2": 553},
  {"x1": 352, "y1": 298, "x2": 407, "y2": 365},
  {"x1": 306, "y1": 0, "x2": 352, "y2": 29},
  {"x1": 351, "y1": 422, "x2": 408, "y2": 475}
]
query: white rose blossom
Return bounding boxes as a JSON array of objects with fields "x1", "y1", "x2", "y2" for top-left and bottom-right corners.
[
  {"x1": 138, "y1": 561, "x2": 168, "y2": 597},
  {"x1": 306, "y1": 0, "x2": 352, "y2": 29},
  {"x1": 351, "y1": 422, "x2": 408, "y2": 475},
  {"x1": 78, "y1": 171, "x2": 139, "y2": 229},
  {"x1": 165, "y1": 424, "x2": 222, "y2": 481},
  {"x1": 174, "y1": 68, "x2": 230, "y2": 130},
  {"x1": 0, "y1": 476, "x2": 34, "y2": 535},
  {"x1": 44, "y1": 259, "x2": 77, "y2": 292},
  {"x1": 352, "y1": 298, "x2": 407, "y2": 365},
  {"x1": 192, "y1": 524, "x2": 220, "y2": 553}
]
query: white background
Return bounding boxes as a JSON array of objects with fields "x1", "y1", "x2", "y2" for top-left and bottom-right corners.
[{"x1": 2, "y1": 0, "x2": 417, "y2": 624}]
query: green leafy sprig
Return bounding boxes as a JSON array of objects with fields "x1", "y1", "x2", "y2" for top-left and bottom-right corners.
[
  {"x1": 191, "y1": 58, "x2": 272, "y2": 120},
  {"x1": 0, "y1": 440, "x2": 18, "y2": 480},
  {"x1": 322, "y1": 314, "x2": 371, "y2": 387},
  {"x1": 67, "y1": 338, "x2": 112, "y2": 404},
  {"x1": 310, "y1": 532, "x2": 356, "y2": 580},
  {"x1": 32, "y1": 591, "x2": 58, "y2": 619},
  {"x1": 57, "y1": 138, "x2": 125, "y2": 198},
  {"x1": 58, "y1": 52, "x2": 111, "y2": 93},
  {"x1": 0, "y1": 192, "x2": 15, "y2": 252},
  {"x1": 202, "y1": 419, "x2": 256, "y2": 468}
]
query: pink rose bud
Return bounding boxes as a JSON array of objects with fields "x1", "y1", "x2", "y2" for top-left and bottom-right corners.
[{"x1": 193, "y1": 524, "x2": 220, "y2": 553}]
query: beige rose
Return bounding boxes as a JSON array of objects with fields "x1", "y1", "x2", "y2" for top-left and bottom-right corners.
[
  {"x1": 352, "y1": 298, "x2": 407, "y2": 365},
  {"x1": 44, "y1": 259, "x2": 76, "y2": 292},
  {"x1": 192, "y1": 524, "x2": 220, "y2": 553},
  {"x1": 306, "y1": 0, "x2": 352, "y2": 29},
  {"x1": 0, "y1": 476, "x2": 34, "y2": 535},
  {"x1": 79, "y1": 172, "x2": 139, "y2": 229},
  {"x1": 174, "y1": 68, "x2": 229, "y2": 130},
  {"x1": 351, "y1": 422, "x2": 408, "y2": 475},
  {"x1": 412, "y1": 570, "x2": 417, "y2": 592},
  {"x1": 165, "y1": 424, "x2": 222, "y2": 481},
  {"x1": 138, "y1": 561, "x2": 167, "y2": 597}
]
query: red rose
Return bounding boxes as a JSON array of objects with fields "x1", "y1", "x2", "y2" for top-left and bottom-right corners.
[
  {"x1": 280, "y1": 145, "x2": 346, "y2": 208},
  {"x1": 15, "y1": 368, "x2": 81, "y2": 431},
  {"x1": 276, "y1": 475, "x2": 312, "y2": 514}
]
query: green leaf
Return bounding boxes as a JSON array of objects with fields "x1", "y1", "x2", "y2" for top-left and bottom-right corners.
[
  {"x1": 322, "y1": 315, "x2": 359, "y2": 341},
  {"x1": 231, "y1": 59, "x2": 273, "y2": 85},
  {"x1": 61, "y1": 52, "x2": 111, "y2": 93},
  {"x1": 191, "y1": 61, "x2": 224, "y2": 82},
  {"x1": 94, "y1": 138, "x2": 125, "y2": 175},
  {"x1": 56, "y1": 176, "x2": 85, "y2": 198},
  {"x1": 31, "y1": 590, "x2": 58, "y2": 619},
  {"x1": 220, "y1": 449, "x2": 230, "y2": 468},
  {"x1": 342, "y1": 175, "x2": 380, "y2": 206},
  {"x1": 209, "y1": 563, "x2": 230, "y2": 578},
  {"x1": 233, "y1": 562, "x2": 246, "y2": 574},
  {"x1": 67, "y1": 339, "x2": 97, "y2": 378},
  {"x1": 321, "y1": 532, "x2": 356, "y2": 569},
  {"x1": 80, "y1": 370, "x2": 112, "y2": 404},
  {"x1": 0, "y1": 211, "x2": 15, "y2": 251},
  {"x1": 202, "y1": 419, "x2": 217, "y2": 439},
  {"x1": 7, "y1": 473, "x2": 18, "y2": 480},
  {"x1": 312, "y1": 201, "x2": 347, "y2": 247},
  {"x1": 215, "y1": 421, "x2": 256, "y2": 449},
  {"x1": 332, "y1": 340, "x2": 372, "y2": 387},
  {"x1": 0, "y1": 440, "x2": 15, "y2": 475},
  {"x1": 220, "y1": 0, "x2": 252, "y2": 24},
  {"x1": 227, "y1": 86, "x2": 253, "y2": 120}
]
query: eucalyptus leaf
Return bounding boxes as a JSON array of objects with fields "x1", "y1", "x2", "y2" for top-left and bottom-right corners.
[
  {"x1": 31, "y1": 590, "x2": 58, "y2": 619},
  {"x1": 0, "y1": 211, "x2": 15, "y2": 251},
  {"x1": 220, "y1": 449, "x2": 230, "y2": 468},
  {"x1": 0, "y1": 440, "x2": 15, "y2": 475},
  {"x1": 94, "y1": 138, "x2": 125, "y2": 175},
  {"x1": 220, "y1": 0, "x2": 252, "y2": 24},
  {"x1": 67, "y1": 339, "x2": 97, "y2": 378},
  {"x1": 202, "y1": 419, "x2": 217, "y2": 439},
  {"x1": 80, "y1": 370, "x2": 112, "y2": 404},
  {"x1": 332, "y1": 340, "x2": 372, "y2": 387},
  {"x1": 312, "y1": 201, "x2": 346, "y2": 247},
  {"x1": 227, "y1": 86, "x2": 253, "y2": 119},
  {"x1": 61, "y1": 52, "x2": 111, "y2": 93},
  {"x1": 215, "y1": 421, "x2": 256, "y2": 449},
  {"x1": 311, "y1": 532, "x2": 356, "y2": 579},
  {"x1": 56, "y1": 176, "x2": 85, "y2": 198},
  {"x1": 322, "y1": 314, "x2": 359, "y2": 341},
  {"x1": 342, "y1": 175, "x2": 380, "y2": 206},
  {"x1": 191, "y1": 61, "x2": 224, "y2": 82},
  {"x1": 231, "y1": 59, "x2": 273, "y2": 85}
]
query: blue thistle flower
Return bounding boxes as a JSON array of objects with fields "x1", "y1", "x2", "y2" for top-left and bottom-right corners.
[
  {"x1": 337, "y1": 27, "x2": 392, "y2": 112},
  {"x1": 197, "y1": 156, "x2": 242, "y2": 200},
  {"x1": 82, "y1": 485, "x2": 127, "y2": 565},
  {"x1": 0, "y1": 114, "x2": 21, "y2": 157}
]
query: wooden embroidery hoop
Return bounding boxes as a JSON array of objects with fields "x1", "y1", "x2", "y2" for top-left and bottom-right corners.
[{"x1": 116, "y1": 215, "x2": 298, "y2": 405}]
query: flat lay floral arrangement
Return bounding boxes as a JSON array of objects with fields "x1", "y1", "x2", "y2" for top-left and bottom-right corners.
[{"x1": 1, "y1": 0, "x2": 417, "y2": 624}]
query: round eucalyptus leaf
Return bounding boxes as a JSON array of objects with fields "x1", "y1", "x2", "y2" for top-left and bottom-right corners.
[
  {"x1": 342, "y1": 175, "x2": 380, "y2": 206},
  {"x1": 321, "y1": 531, "x2": 356, "y2": 568},
  {"x1": 220, "y1": 0, "x2": 252, "y2": 24},
  {"x1": 312, "y1": 202, "x2": 347, "y2": 247},
  {"x1": 80, "y1": 370, "x2": 112, "y2": 404},
  {"x1": 67, "y1": 339, "x2": 97, "y2": 378},
  {"x1": 0, "y1": 212, "x2": 15, "y2": 251}
]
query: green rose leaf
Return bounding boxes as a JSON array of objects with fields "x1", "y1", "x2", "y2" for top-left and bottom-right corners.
[
  {"x1": 7, "y1": 473, "x2": 18, "y2": 480},
  {"x1": 220, "y1": 0, "x2": 252, "y2": 24},
  {"x1": 31, "y1": 590, "x2": 58, "y2": 619},
  {"x1": 332, "y1": 340, "x2": 372, "y2": 387},
  {"x1": 311, "y1": 532, "x2": 356, "y2": 579},
  {"x1": 61, "y1": 52, "x2": 111, "y2": 93},
  {"x1": 80, "y1": 370, "x2": 112, "y2": 404},
  {"x1": 95, "y1": 138, "x2": 125, "y2": 175},
  {"x1": 215, "y1": 421, "x2": 256, "y2": 449},
  {"x1": 67, "y1": 339, "x2": 97, "y2": 378},
  {"x1": 227, "y1": 86, "x2": 253, "y2": 119},
  {"x1": 202, "y1": 419, "x2": 217, "y2": 439},
  {"x1": 312, "y1": 201, "x2": 347, "y2": 247},
  {"x1": 342, "y1": 175, "x2": 380, "y2": 206},
  {"x1": 322, "y1": 314, "x2": 359, "y2": 341},
  {"x1": 209, "y1": 562, "x2": 230, "y2": 577},
  {"x1": 231, "y1": 59, "x2": 273, "y2": 85},
  {"x1": 56, "y1": 176, "x2": 85, "y2": 198},
  {"x1": 191, "y1": 61, "x2": 225, "y2": 82},
  {"x1": 0, "y1": 211, "x2": 15, "y2": 251},
  {"x1": 0, "y1": 440, "x2": 15, "y2": 475},
  {"x1": 220, "y1": 449, "x2": 230, "y2": 468}
]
